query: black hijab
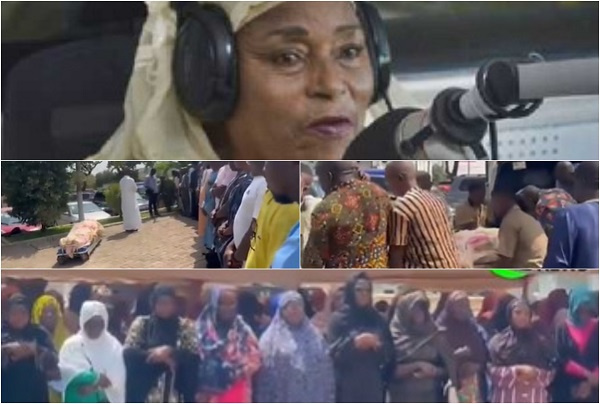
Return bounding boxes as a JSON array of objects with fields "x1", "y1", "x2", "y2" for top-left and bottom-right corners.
[
  {"x1": 332, "y1": 272, "x2": 382, "y2": 332},
  {"x1": 488, "y1": 299, "x2": 555, "y2": 369},
  {"x1": 489, "y1": 293, "x2": 518, "y2": 335},
  {"x1": 2, "y1": 294, "x2": 55, "y2": 349},
  {"x1": 144, "y1": 285, "x2": 180, "y2": 348}
]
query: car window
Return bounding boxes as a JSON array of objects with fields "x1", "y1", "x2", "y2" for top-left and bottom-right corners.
[
  {"x1": 1, "y1": 213, "x2": 21, "y2": 225},
  {"x1": 69, "y1": 202, "x2": 101, "y2": 215},
  {"x1": 458, "y1": 178, "x2": 485, "y2": 191}
]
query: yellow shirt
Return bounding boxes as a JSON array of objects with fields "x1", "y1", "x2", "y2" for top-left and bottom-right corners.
[{"x1": 245, "y1": 191, "x2": 299, "y2": 269}]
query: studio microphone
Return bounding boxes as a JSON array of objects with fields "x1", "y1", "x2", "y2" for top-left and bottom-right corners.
[{"x1": 344, "y1": 57, "x2": 599, "y2": 160}]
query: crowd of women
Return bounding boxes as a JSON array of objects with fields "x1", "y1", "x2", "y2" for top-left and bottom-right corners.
[{"x1": 2, "y1": 274, "x2": 598, "y2": 403}]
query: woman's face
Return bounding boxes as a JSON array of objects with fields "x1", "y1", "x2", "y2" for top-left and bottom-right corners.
[
  {"x1": 41, "y1": 305, "x2": 58, "y2": 331},
  {"x1": 353, "y1": 279, "x2": 371, "y2": 308},
  {"x1": 8, "y1": 304, "x2": 30, "y2": 330},
  {"x1": 449, "y1": 297, "x2": 471, "y2": 322},
  {"x1": 224, "y1": 1, "x2": 374, "y2": 160},
  {"x1": 154, "y1": 295, "x2": 177, "y2": 319},
  {"x1": 410, "y1": 303, "x2": 427, "y2": 325},
  {"x1": 84, "y1": 316, "x2": 105, "y2": 340},
  {"x1": 217, "y1": 289, "x2": 239, "y2": 324},
  {"x1": 511, "y1": 303, "x2": 532, "y2": 329},
  {"x1": 281, "y1": 299, "x2": 305, "y2": 327}
]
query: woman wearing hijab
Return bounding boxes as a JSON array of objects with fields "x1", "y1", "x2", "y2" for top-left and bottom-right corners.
[
  {"x1": 552, "y1": 288, "x2": 598, "y2": 403},
  {"x1": 31, "y1": 294, "x2": 72, "y2": 402},
  {"x1": 256, "y1": 291, "x2": 335, "y2": 402},
  {"x1": 488, "y1": 299, "x2": 556, "y2": 403},
  {"x1": 124, "y1": 285, "x2": 200, "y2": 403},
  {"x1": 487, "y1": 293, "x2": 518, "y2": 337},
  {"x1": 389, "y1": 290, "x2": 458, "y2": 403},
  {"x1": 58, "y1": 301, "x2": 125, "y2": 403},
  {"x1": 436, "y1": 291, "x2": 489, "y2": 403},
  {"x1": 328, "y1": 272, "x2": 394, "y2": 403},
  {"x1": 196, "y1": 287, "x2": 261, "y2": 403},
  {"x1": 2, "y1": 294, "x2": 59, "y2": 403},
  {"x1": 91, "y1": 1, "x2": 402, "y2": 161}
]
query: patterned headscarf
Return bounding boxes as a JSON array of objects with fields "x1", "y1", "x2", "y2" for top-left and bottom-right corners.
[{"x1": 31, "y1": 294, "x2": 70, "y2": 350}]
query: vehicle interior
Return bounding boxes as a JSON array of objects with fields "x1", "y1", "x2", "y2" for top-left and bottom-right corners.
[{"x1": 2, "y1": 1, "x2": 597, "y2": 159}]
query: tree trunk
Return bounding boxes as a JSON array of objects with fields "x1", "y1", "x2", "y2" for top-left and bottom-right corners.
[{"x1": 75, "y1": 162, "x2": 85, "y2": 222}]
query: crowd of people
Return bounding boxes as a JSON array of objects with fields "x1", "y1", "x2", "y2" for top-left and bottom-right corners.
[
  {"x1": 2, "y1": 274, "x2": 598, "y2": 403},
  {"x1": 301, "y1": 161, "x2": 599, "y2": 269},
  {"x1": 165, "y1": 161, "x2": 300, "y2": 269}
]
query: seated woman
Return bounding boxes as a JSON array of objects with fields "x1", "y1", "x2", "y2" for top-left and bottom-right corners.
[
  {"x1": 389, "y1": 290, "x2": 458, "y2": 403},
  {"x1": 124, "y1": 285, "x2": 200, "y2": 403},
  {"x1": 59, "y1": 301, "x2": 126, "y2": 403},
  {"x1": 436, "y1": 291, "x2": 489, "y2": 403},
  {"x1": 1, "y1": 294, "x2": 59, "y2": 403},
  {"x1": 328, "y1": 272, "x2": 394, "y2": 403},
  {"x1": 92, "y1": 1, "x2": 387, "y2": 160},
  {"x1": 256, "y1": 291, "x2": 335, "y2": 402},
  {"x1": 196, "y1": 287, "x2": 261, "y2": 403},
  {"x1": 552, "y1": 288, "x2": 598, "y2": 403},
  {"x1": 488, "y1": 299, "x2": 556, "y2": 403}
]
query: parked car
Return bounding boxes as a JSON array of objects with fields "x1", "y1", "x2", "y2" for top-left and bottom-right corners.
[
  {"x1": 136, "y1": 193, "x2": 149, "y2": 211},
  {"x1": 58, "y1": 201, "x2": 112, "y2": 224},
  {"x1": 1, "y1": 209, "x2": 42, "y2": 236}
]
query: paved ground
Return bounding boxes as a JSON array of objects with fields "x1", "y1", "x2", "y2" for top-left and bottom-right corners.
[{"x1": 1, "y1": 215, "x2": 207, "y2": 269}]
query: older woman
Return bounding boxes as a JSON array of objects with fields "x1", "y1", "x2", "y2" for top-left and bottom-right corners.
[
  {"x1": 256, "y1": 291, "x2": 335, "y2": 402},
  {"x1": 2, "y1": 294, "x2": 59, "y2": 403},
  {"x1": 92, "y1": 1, "x2": 387, "y2": 160},
  {"x1": 196, "y1": 287, "x2": 261, "y2": 403},
  {"x1": 389, "y1": 291, "x2": 458, "y2": 403},
  {"x1": 59, "y1": 301, "x2": 126, "y2": 403}
]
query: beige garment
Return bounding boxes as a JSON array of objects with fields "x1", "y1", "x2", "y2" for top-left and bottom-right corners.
[
  {"x1": 300, "y1": 195, "x2": 322, "y2": 249},
  {"x1": 454, "y1": 201, "x2": 488, "y2": 230},
  {"x1": 90, "y1": 1, "x2": 282, "y2": 160},
  {"x1": 497, "y1": 205, "x2": 548, "y2": 268},
  {"x1": 90, "y1": 1, "x2": 417, "y2": 160}
]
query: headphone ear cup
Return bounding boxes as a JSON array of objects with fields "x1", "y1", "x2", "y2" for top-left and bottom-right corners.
[
  {"x1": 173, "y1": 5, "x2": 238, "y2": 123},
  {"x1": 356, "y1": 2, "x2": 392, "y2": 104}
]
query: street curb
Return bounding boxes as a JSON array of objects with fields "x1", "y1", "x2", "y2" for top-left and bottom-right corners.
[{"x1": 2, "y1": 210, "x2": 178, "y2": 249}]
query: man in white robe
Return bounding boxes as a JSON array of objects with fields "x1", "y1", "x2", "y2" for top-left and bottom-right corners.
[{"x1": 119, "y1": 174, "x2": 142, "y2": 232}]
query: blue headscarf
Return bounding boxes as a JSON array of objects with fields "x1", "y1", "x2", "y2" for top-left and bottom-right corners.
[
  {"x1": 568, "y1": 287, "x2": 595, "y2": 328},
  {"x1": 256, "y1": 291, "x2": 335, "y2": 403}
]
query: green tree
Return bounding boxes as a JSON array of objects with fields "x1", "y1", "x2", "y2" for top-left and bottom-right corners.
[
  {"x1": 95, "y1": 170, "x2": 118, "y2": 188},
  {"x1": 1, "y1": 162, "x2": 71, "y2": 229},
  {"x1": 108, "y1": 161, "x2": 140, "y2": 178}
]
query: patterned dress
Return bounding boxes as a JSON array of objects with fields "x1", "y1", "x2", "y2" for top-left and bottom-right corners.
[
  {"x1": 535, "y1": 188, "x2": 576, "y2": 236},
  {"x1": 302, "y1": 180, "x2": 392, "y2": 268}
]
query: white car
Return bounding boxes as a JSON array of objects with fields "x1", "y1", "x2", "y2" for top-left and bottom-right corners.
[{"x1": 59, "y1": 201, "x2": 111, "y2": 225}]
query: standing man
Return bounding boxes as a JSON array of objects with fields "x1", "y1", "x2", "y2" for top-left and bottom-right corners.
[
  {"x1": 264, "y1": 161, "x2": 302, "y2": 269},
  {"x1": 544, "y1": 161, "x2": 599, "y2": 268},
  {"x1": 491, "y1": 187, "x2": 548, "y2": 268},
  {"x1": 180, "y1": 165, "x2": 192, "y2": 216},
  {"x1": 385, "y1": 161, "x2": 460, "y2": 268},
  {"x1": 302, "y1": 161, "x2": 391, "y2": 268},
  {"x1": 454, "y1": 181, "x2": 488, "y2": 231},
  {"x1": 119, "y1": 173, "x2": 142, "y2": 232},
  {"x1": 144, "y1": 168, "x2": 160, "y2": 218}
]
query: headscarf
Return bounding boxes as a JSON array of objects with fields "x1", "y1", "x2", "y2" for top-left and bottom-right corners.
[
  {"x1": 390, "y1": 290, "x2": 438, "y2": 361},
  {"x1": 332, "y1": 272, "x2": 382, "y2": 332},
  {"x1": 90, "y1": 1, "x2": 283, "y2": 160},
  {"x1": 488, "y1": 293, "x2": 518, "y2": 335},
  {"x1": 31, "y1": 294, "x2": 70, "y2": 350},
  {"x1": 2, "y1": 294, "x2": 55, "y2": 350},
  {"x1": 436, "y1": 291, "x2": 487, "y2": 366},
  {"x1": 568, "y1": 287, "x2": 596, "y2": 328},
  {"x1": 237, "y1": 290, "x2": 264, "y2": 337},
  {"x1": 90, "y1": 1, "x2": 413, "y2": 160},
  {"x1": 196, "y1": 287, "x2": 259, "y2": 392},
  {"x1": 256, "y1": 291, "x2": 334, "y2": 402},
  {"x1": 59, "y1": 301, "x2": 126, "y2": 403},
  {"x1": 144, "y1": 284, "x2": 180, "y2": 347},
  {"x1": 488, "y1": 299, "x2": 555, "y2": 369}
]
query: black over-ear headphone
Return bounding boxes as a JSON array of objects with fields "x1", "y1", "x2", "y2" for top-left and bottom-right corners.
[{"x1": 172, "y1": 1, "x2": 391, "y2": 123}]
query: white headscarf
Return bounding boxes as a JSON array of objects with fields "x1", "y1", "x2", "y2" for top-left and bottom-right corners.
[
  {"x1": 59, "y1": 301, "x2": 126, "y2": 403},
  {"x1": 90, "y1": 1, "x2": 415, "y2": 160}
]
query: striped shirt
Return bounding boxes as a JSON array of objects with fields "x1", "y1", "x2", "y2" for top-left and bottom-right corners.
[
  {"x1": 389, "y1": 188, "x2": 460, "y2": 268},
  {"x1": 489, "y1": 365, "x2": 554, "y2": 403}
]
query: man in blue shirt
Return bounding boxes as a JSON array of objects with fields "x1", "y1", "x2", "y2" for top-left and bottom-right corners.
[
  {"x1": 263, "y1": 161, "x2": 301, "y2": 269},
  {"x1": 544, "y1": 161, "x2": 599, "y2": 268}
]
